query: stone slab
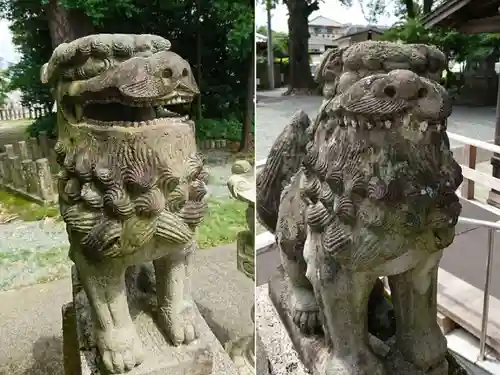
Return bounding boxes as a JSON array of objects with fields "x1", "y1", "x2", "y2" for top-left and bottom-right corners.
[
  {"x1": 256, "y1": 284, "x2": 309, "y2": 375},
  {"x1": 65, "y1": 266, "x2": 237, "y2": 375},
  {"x1": 256, "y1": 333, "x2": 271, "y2": 375},
  {"x1": 265, "y1": 266, "x2": 470, "y2": 375}
]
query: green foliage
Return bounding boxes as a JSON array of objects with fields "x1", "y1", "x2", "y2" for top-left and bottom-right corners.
[
  {"x1": 0, "y1": 0, "x2": 53, "y2": 109},
  {"x1": 195, "y1": 117, "x2": 246, "y2": 141},
  {"x1": 26, "y1": 114, "x2": 57, "y2": 138},
  {"x1": 381, "y1": 19, "x2": 500, "y2": 63},
  {"x1": 1, "y1": 0, "x2": 253, "y2": 128},
  {"x1": 256, "y1": 25, "x2": 289, "y2": 58}
]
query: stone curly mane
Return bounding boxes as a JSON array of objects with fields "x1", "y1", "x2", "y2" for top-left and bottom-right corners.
[
  {"x1": 42, "y1": 34, "x2": 171, "y2": 83},
  {"x1": 56, "y1": 132, "x2": 207, "y2": 262}
]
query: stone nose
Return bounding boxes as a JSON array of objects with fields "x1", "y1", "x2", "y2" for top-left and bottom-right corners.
[{"x1": 381, "y1": 69, "x2": 429, "y2": 101}]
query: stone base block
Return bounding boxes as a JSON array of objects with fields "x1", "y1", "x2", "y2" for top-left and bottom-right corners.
[
  {"x1": 261, "y1": 266, "x2": 470, "y2": 375},
  {"x1": 62, "y1": 266, "x2": 237, "y2": 375}
]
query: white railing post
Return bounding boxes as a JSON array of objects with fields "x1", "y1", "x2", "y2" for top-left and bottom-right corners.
[{"x1": 479, "y1": 227, "x2": 496, "y2": 361}]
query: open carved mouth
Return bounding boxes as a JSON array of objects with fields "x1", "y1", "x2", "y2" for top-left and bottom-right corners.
[{"x1": 61, "y1": 95, "x2": 193, "y2": 127}]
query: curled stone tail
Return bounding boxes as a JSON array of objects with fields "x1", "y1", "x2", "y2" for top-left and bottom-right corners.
[{"x1": 256, "y1": 110, "x2": 310, "y2": 233}]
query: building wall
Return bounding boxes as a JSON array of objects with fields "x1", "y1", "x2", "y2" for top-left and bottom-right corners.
[
  {"x1": 336, "y1": 31, "x2": 383, "y2": 49},
  {"x1": 308, "y1": 25, "x2": 345, "y2": 40}
]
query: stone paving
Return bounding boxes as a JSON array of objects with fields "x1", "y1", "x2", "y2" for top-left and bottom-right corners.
[{"x1": 256, "y1": 88, "x2": 497, "y2": 160}]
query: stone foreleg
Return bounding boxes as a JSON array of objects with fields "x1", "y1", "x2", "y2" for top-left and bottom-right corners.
[
  {"x1": 154, "y1": 245, "x2": 197, "y2": 346},
  {"x1": 388, "y1": 250, "x2": 448, "y2": 374},
  {"x1": 315, "y1": 255, "x2": 386, "y2": 375},
  {"x1": 72, "y1": 250, "x2": 145, "y2": 374}
]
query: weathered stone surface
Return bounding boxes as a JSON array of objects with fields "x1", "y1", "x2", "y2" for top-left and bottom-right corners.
[
  {"x1": 41, "y1": 34, "x2": 213, "y2": 374},
  {"x1": 256, "y1": 40, "x2": 466, "y2": 375},
  {"x1": 28, "y1": 137, "x2": 40, "y2": 160},
  {"x1": 35, "y1": 158, "x2": 54, "y2": 200},
  {"x1": 63, "y1": 266, "x2": 237, "y2": 375},
  {"x1": 21, "y1": 159, "x2": 38, "y2": 194},
  {"x1": 10, "y1": 155, "x2": 23, "y2": 189},
  {"x1": 15, "y1": 140, "x2": 29, "y2": 161}
]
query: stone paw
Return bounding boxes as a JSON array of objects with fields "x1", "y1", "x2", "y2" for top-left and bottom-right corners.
[
  {"x1": 324, "y1": 349, "x2": 387, "y2": 375},
  {"x1": 399, "y1": 325, "x2": 448, "y2": 371},
  {"x1": 290, "y1": 286, "x2": 321, "y2": 335},
  {"x1": 96, "y1": 325, "x2": 145, "y2": 374},
  {"x1": 292, "y1": 308, "x2": 321, "y2": 335},
  {"x1": 158, "y1": 306, "x2": 198, "y2": 346}
]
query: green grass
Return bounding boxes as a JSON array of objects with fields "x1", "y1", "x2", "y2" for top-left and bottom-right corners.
[
  {"x1": 0, "y1": 246, "x2": 70, "y2": 291},
  {"x1": 197, "y1": 198, "x2": 248, "y2": 248},
  {"x1": 0, "y1": 189, "x2": 60, "y2": 222}
]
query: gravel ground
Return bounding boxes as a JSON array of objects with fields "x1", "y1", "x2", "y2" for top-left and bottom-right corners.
[{"x1": 0, "y1": 150, "x2": 252, "y2": 291}]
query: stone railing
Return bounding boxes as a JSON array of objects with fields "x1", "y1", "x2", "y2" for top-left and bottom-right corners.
[
  {"x1": 225, "y1": 160, "x2": 255, "y2": 375},
  {"x1": 0, "y1": 132, "x2": 57, "y2": 204},
  {"x1": 0, "y1": 106, "x2": 49, "y2": 121}
]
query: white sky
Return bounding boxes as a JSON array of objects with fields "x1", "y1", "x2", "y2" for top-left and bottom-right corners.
[
  {"x1": 255, "y1": 0, "x2": 399, "y2": 33},
  {"x1": 0, "y1": 20, "x2": 19, "y2": 64}
]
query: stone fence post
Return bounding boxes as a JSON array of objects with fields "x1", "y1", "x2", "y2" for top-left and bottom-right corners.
[{"x1": 225, "y1": 160, "x2": 255, "y2": 375}]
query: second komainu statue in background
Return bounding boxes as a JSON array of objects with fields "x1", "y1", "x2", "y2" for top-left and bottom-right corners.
[
  {"x1": 257, "y1": 41, "x2": 467, "y2": 375},
  {"x1": 40, "y1": 34, "x2": 228, "y2": 374}
]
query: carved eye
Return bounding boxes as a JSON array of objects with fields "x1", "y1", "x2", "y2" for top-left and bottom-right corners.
[
  {"x1": 162, "y1": 68, "x2": 173, "y2": 78},
  {"x1": 182, "y1": 68, "x2": 188, "y2": 77}
]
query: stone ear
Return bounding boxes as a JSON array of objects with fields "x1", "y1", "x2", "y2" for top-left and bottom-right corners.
[
  {"x1": 40, "y1": 63, "x2": 49, "y2": 84},
  {"x1": 315, "y1": 47, "x2": 346, "y2": 85}
]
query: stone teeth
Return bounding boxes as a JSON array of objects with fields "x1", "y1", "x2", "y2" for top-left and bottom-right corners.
[{"x1": 402, "y1": 114, "x2": 411, "y2": 127}]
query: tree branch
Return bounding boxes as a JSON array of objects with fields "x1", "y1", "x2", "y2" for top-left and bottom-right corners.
[{"x1": 307, "y1": 0, "x2": 320, "y2": 14}]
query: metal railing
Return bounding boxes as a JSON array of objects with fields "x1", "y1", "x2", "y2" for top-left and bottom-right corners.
[
  {"x1": 256, "y1": 158, "x2": 496, "y2": 362},
  {"x1": 457, "y1": 217, "x2": 497, "y2": 361}
]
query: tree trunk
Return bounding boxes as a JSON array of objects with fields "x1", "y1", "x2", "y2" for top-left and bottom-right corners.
[
  {"x1": 239, "y1": 42, "x2": 255, "y2": 153},
  {"x1": 403, "y1": 0, "x2": 416, "y2": 19},
  {"x1": 45, "y1": 0, "x2": 94, "y2": 48},
  {"x1": 423, "y1": 0, "x2": 434, "y2": 14},
  {"x1": 284, "y1": 0, "x2": 318, "y2": 95}
]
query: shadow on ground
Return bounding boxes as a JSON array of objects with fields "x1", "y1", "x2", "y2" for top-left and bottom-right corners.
[
  {"x1": 0, "y1": 336, "x2": 64, "y2": 375},
  {"x1": 196, "y1": 302, "x2": 232, "y2": 346}
]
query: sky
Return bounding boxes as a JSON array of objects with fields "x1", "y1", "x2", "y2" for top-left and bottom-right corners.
[
  {"x1": 0, "y1": 19, "x2": 19, "y2": 65},
  {"x1": 255, "y1": 0, "x2": 399, "y2": 33}
]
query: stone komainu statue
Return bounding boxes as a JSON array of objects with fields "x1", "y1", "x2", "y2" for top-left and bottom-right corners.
[
  {"x1": 41, "y1": 34, "x2": 207, "y2": 374},
  {"x1": 257, "y1": 41, "x2": 464, "y2": 375}
]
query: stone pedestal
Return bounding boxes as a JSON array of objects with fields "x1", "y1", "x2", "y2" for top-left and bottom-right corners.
[
  {"x1": 261, "y1": 267, "x2": 470, "y2": 375},
  {"x1": 62, "y1": 266, "x2": 237, "y2": 375}
]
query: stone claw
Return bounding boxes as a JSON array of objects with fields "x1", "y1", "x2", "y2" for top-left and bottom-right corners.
[
  {"x1": 290, "y1": 286, "x2": 321, "y2": 335},
  {"x1": 292, "y1": 309, "x2": 321, "y2": 335},
  {"x1": 96, "y1": 325, "x2": 145, "y2": 374},
  {"x1": 158, "y1": 305, "x2": 198, "y2": 346}
]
